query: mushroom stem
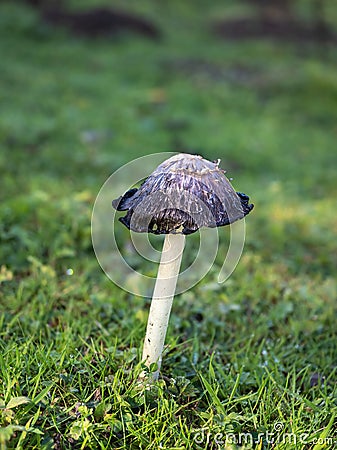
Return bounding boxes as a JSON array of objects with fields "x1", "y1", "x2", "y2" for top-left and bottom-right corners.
[{"x1": 141, "y1": 233, "x2": 185, "y2": 380}]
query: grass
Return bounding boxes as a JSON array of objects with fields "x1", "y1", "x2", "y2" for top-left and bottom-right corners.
[{"x1": 1, "y1": 0, "x2": 337, "y2": 448}]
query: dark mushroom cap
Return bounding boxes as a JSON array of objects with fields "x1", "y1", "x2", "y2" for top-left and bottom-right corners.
[{"x1": 112, "y1": 153, "x2": 254, "y2": 235}]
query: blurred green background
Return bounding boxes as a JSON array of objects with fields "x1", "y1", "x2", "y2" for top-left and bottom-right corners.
[{"x1": 1, "y1": 0, "x2": 337, "y2": 275}]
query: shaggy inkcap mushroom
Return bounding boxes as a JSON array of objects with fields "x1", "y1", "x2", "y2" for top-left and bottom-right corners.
[
  {"x1": 112, "y1": 153, "x2": 253, "y2": 380},
  {"x1": 112, "y1": 153, "x2": 253, "y2": 234}
]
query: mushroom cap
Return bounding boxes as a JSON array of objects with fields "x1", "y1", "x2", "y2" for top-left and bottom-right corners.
[{"x1": 112, "y1": 153, "x2": 254, "y2": 235}]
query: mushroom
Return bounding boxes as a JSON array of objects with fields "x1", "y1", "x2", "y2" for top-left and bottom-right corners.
[{"x1": 112, "y1": 153, "x2": 253, "y2": 380}]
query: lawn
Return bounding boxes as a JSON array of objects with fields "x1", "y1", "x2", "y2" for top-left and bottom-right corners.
[{"x1": 0, "y1": 1, "x2": 336, "y2": 449}]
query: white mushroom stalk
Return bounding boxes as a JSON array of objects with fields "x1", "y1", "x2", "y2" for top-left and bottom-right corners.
[{"x1": 141, "y1": 234, "x2": 185, "y2": 379}]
